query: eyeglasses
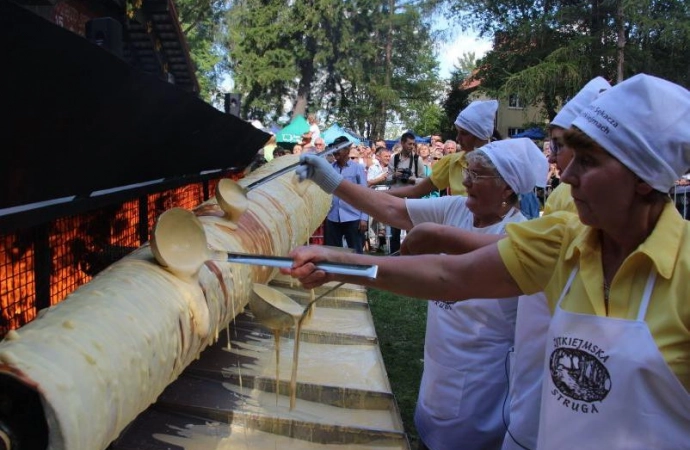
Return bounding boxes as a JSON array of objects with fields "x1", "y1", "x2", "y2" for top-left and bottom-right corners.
[
  {"x1": 463, "y1": 168, "x2": 502, "y2": 183},
  {"x1": 550, "y1": 138, "x2": 563, "y2": 156}
]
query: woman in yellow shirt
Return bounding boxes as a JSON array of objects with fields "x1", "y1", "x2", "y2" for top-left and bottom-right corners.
[
  {"x1": 289, "y1": 74, "x2": 690, "y2": 449},
  {"x1": 543, "y1": 77, "x2": 610, "y2": 216},
  {"x1": 389, "y1": 99, "x2": 499, "y2": 198}
]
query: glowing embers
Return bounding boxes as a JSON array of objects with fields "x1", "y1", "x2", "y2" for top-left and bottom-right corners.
[
  {"x1": 0, "y1": 181, "x2": 214, "y2": 339},
  {"x1": 0, "y1": 232, "x2": 37, "y2": 333}
]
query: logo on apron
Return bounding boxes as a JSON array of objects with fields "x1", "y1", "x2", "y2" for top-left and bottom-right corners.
[
  {"x1": 432, "y1": 300, "x2": 454, "y2": 310},
  {"x1": 548, "y1": 336, "x2": 611, "y2": 413}
]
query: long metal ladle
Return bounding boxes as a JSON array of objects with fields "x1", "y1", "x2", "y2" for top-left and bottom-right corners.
[
  {"x1": 244, "y1": 137, "x2": 353, "y2": 192},
  {"x1": 151, "y1": 208, "x2": 378, "y2": 279}
]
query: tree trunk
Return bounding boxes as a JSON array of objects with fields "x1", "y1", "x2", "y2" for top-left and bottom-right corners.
[
  {"x1": 616, "y1": 0, "x2": 626, "y2": 83},
  {"x1": 589, "y1": 0, "x2": 604, "y2": 77},
  {"x1": 293, "y1": 34, "x2": 317, "y2": 117},
  {"x1": 379, "y1": 0, "x2": 394, "y2": 139}
]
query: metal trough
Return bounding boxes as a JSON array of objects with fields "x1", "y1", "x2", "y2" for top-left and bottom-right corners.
[{"x1": 111, "y1": 281, "x2": 410, "y2": 449}]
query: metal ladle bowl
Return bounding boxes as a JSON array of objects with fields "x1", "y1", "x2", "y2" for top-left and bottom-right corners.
[
  {"x1": 215, "y1": 179, "x2": 249, "y2": 226},
  {"x1": 249, "y1": 284, "x2": 304, "y2": 331},
  {"x1": 150, "y1": 207, "x2": 209, "y2": 279},
  {"x1": 250, "y1": 283, "x2": 312, "y2": 410}
]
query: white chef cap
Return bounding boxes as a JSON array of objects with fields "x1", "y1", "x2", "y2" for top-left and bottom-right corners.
[
  {"x1": 531, "y1": 145, "x2": 550, "y2": 189},
  {"x1": 551, "y1": 77, "x2": 611, "y2": 129},
  {"x1": 479, "y1": 138, "x2": 548, "y2": 194},
  {"x1": 454, "y1": 100, "x2": 499, "y2": 141},
  {"x1": 571, "y1": 74, "x2": 690, "y2": 192}
]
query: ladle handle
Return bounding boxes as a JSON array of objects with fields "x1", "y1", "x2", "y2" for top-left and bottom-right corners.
[
  {"x1": 221, "y1": 252, "x2": 378, "y2": 278},
  {"x1": 298, "y1": 281, "x2": 346, "y2": 325},
  {"x1": 243, "y1": 139, "x2": 354, "y2": 191}
]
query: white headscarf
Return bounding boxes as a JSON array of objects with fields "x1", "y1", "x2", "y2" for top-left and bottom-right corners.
[
  {"x1": 571, "y1": 74, "x2": 690, "y2": 192},
  {"x1": 479, "y1": 138, "x2": 549, "y2": 194},
  {"x1": 454, "y1": 100, "x2": 499, "y2": 141},
  {"x1": 551, "y1": 77, "x2": 611, "y2": 129}
]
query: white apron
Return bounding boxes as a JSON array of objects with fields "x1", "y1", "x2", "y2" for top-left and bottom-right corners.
[
  {"x1": 538, "y1": 268, "x2": 690, "y2": 449},
  {"x1": 502, "y1": 292, "x2": 550, "y2": 450},
  {"x1": 410, "y1": 206, "x2": 523, "y2": 450},
  {"x1": 414, "y1": 297, "x2": 517, "y2": 450}
]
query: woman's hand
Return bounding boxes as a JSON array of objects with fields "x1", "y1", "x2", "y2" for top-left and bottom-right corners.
[
  {"x1": 280, "y1": 245, "x2": 341, "y2": 289},
  {"x1": 296, "y1": 154, "x2": 343, "y2": 193}
]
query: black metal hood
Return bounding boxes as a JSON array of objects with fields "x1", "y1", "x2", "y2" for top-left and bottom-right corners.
[{"x1": 1, "y1": 0, "x2": 270, "y2": 210}]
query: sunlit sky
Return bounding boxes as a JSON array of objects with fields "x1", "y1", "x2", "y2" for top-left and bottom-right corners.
[{"x1": 436, "y1": 31, "x2": 493, "y2": 79}]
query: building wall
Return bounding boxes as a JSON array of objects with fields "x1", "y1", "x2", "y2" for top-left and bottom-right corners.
[{"x1": 469, "y1": 91, "x2": 546, "y2": 139}]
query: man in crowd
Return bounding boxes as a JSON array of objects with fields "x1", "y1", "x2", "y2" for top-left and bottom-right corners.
[
  {"x1": 367, "y1": 147, "x2": 391, "y2": 187},
  {"x1": 443, "y1": 140, "x2": 457, "y2": 155},
  {"x1": 324, "y1": 143, "x2": 369, "y2": 253},
  {"x1": 386, "y1": 132, "x2": 426, "y2": 253},
  {"x1": 312, "y1": 137, "x2": 326, "y2": 154},
  {"x1": 367, "y1": 146, "x2": 392, "y2": 251}
]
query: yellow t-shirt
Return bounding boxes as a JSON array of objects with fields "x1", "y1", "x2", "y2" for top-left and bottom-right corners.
[
  {"x1": 543, "y1": 183, "x2": 578, "y2": 215},
  {"x1": 430, "y1": 152, "x2": 468, "y2": 196},
  {"x1": 497, "y1": 202, "x2": 690, "y2": 390}
]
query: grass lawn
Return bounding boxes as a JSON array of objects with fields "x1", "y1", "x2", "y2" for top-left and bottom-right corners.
[{"x1": 368, "y1": 287, "x2": 427, "y2": 448}]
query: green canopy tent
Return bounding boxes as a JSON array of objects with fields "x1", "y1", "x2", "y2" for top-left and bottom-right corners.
[{"x1": 276, "y1": 115, "x2": 310, "y2": 146}]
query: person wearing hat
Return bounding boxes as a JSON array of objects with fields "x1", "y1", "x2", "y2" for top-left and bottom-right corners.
[
  {"x1": 397, "y1": 76, "x2": 614, "y2": 450},
  {"x1": 387, "y1": 99, "x2": 499, "y2": 200},
  {"x1": 544, "y1": 76, "x2": 612, "y2": 215},
  {"x1": 296, "y1": 138, "x2": 549, "y2": 450},
  {"x1": 499, "y1": 76, "x2": 610, "y2": 450},
  {"x1": 287, "y1": 74, "x2": 690, "y2": 449}
]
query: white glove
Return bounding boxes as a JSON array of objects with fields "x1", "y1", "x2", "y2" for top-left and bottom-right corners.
[{"x1": 296, "y1": 154, "x2": 343, "y2": 194}]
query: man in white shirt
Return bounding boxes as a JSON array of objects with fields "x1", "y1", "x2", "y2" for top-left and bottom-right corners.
[
  {"x1": 367, "y1": 147, "x2": 392, "y2": 251},
  {"x1": 307, "y1": 113, "x2": 321, "y2": 140},
  {"x1": 367, "y1": 147, "x2": 391, "y2": 187}
]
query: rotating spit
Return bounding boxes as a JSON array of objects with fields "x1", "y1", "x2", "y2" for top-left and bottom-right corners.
[
  {"x1": 0, "y1": 155, "x2": 331, "y2": 450},
  {"x1": 0, "y1": 151, "x2": 409, "y2": 449}
]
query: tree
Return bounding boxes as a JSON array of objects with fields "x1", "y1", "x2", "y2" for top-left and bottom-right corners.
[
  {"x1": 454, "y1": 51, "x2": 477, "y2": 75},
  {"x1": 175, "y1": 0, "x2": 230, "y2": 100},
  {"x1": 439, "y1": 52, "x2": 475, "y2": 139},
  {"x1": 443, "y1": 0, "x2": 690, "y2": 121},
  {"x1": 223, "y1": 0, "x2": 441, "y2": 138}
]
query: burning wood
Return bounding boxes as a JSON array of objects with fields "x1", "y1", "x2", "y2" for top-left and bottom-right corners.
[{"x1": 0, "y1": 155, "x2": 330, "y2": 450}]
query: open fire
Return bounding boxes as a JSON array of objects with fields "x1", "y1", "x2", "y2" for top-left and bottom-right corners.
[
  {"x1": 0, "y1": 172, "x2": 327, "y2": 340},
  {"x1": 0, "y1": 180, "x2": 218, "y2": 338}
]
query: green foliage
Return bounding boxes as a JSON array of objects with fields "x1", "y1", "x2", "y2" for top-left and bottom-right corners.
[
  {"x1": 442, "y1": 0, "x2": 689, "y2": 123},
  {"x1": 368, "y1": 288, "x2": 427, "y2": 448},
  {"x1": 407, "y1": 102, "x2": 446, "y2": 137},
  {"x1": 222, "y1": 0, "x2": 441, "y2": 137},
  {"x1": 454, "y1": 51, "x2": 477, "y2": 75},
  {"x1": 440, "y1": 63, "x2": 473, "y2": 139},
  {"x1": 175, "y1": 0, "x2": 229, "y2": 101},
  {"x1": 621, "y1": 0, "x2": 690, "y2": 85}
]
